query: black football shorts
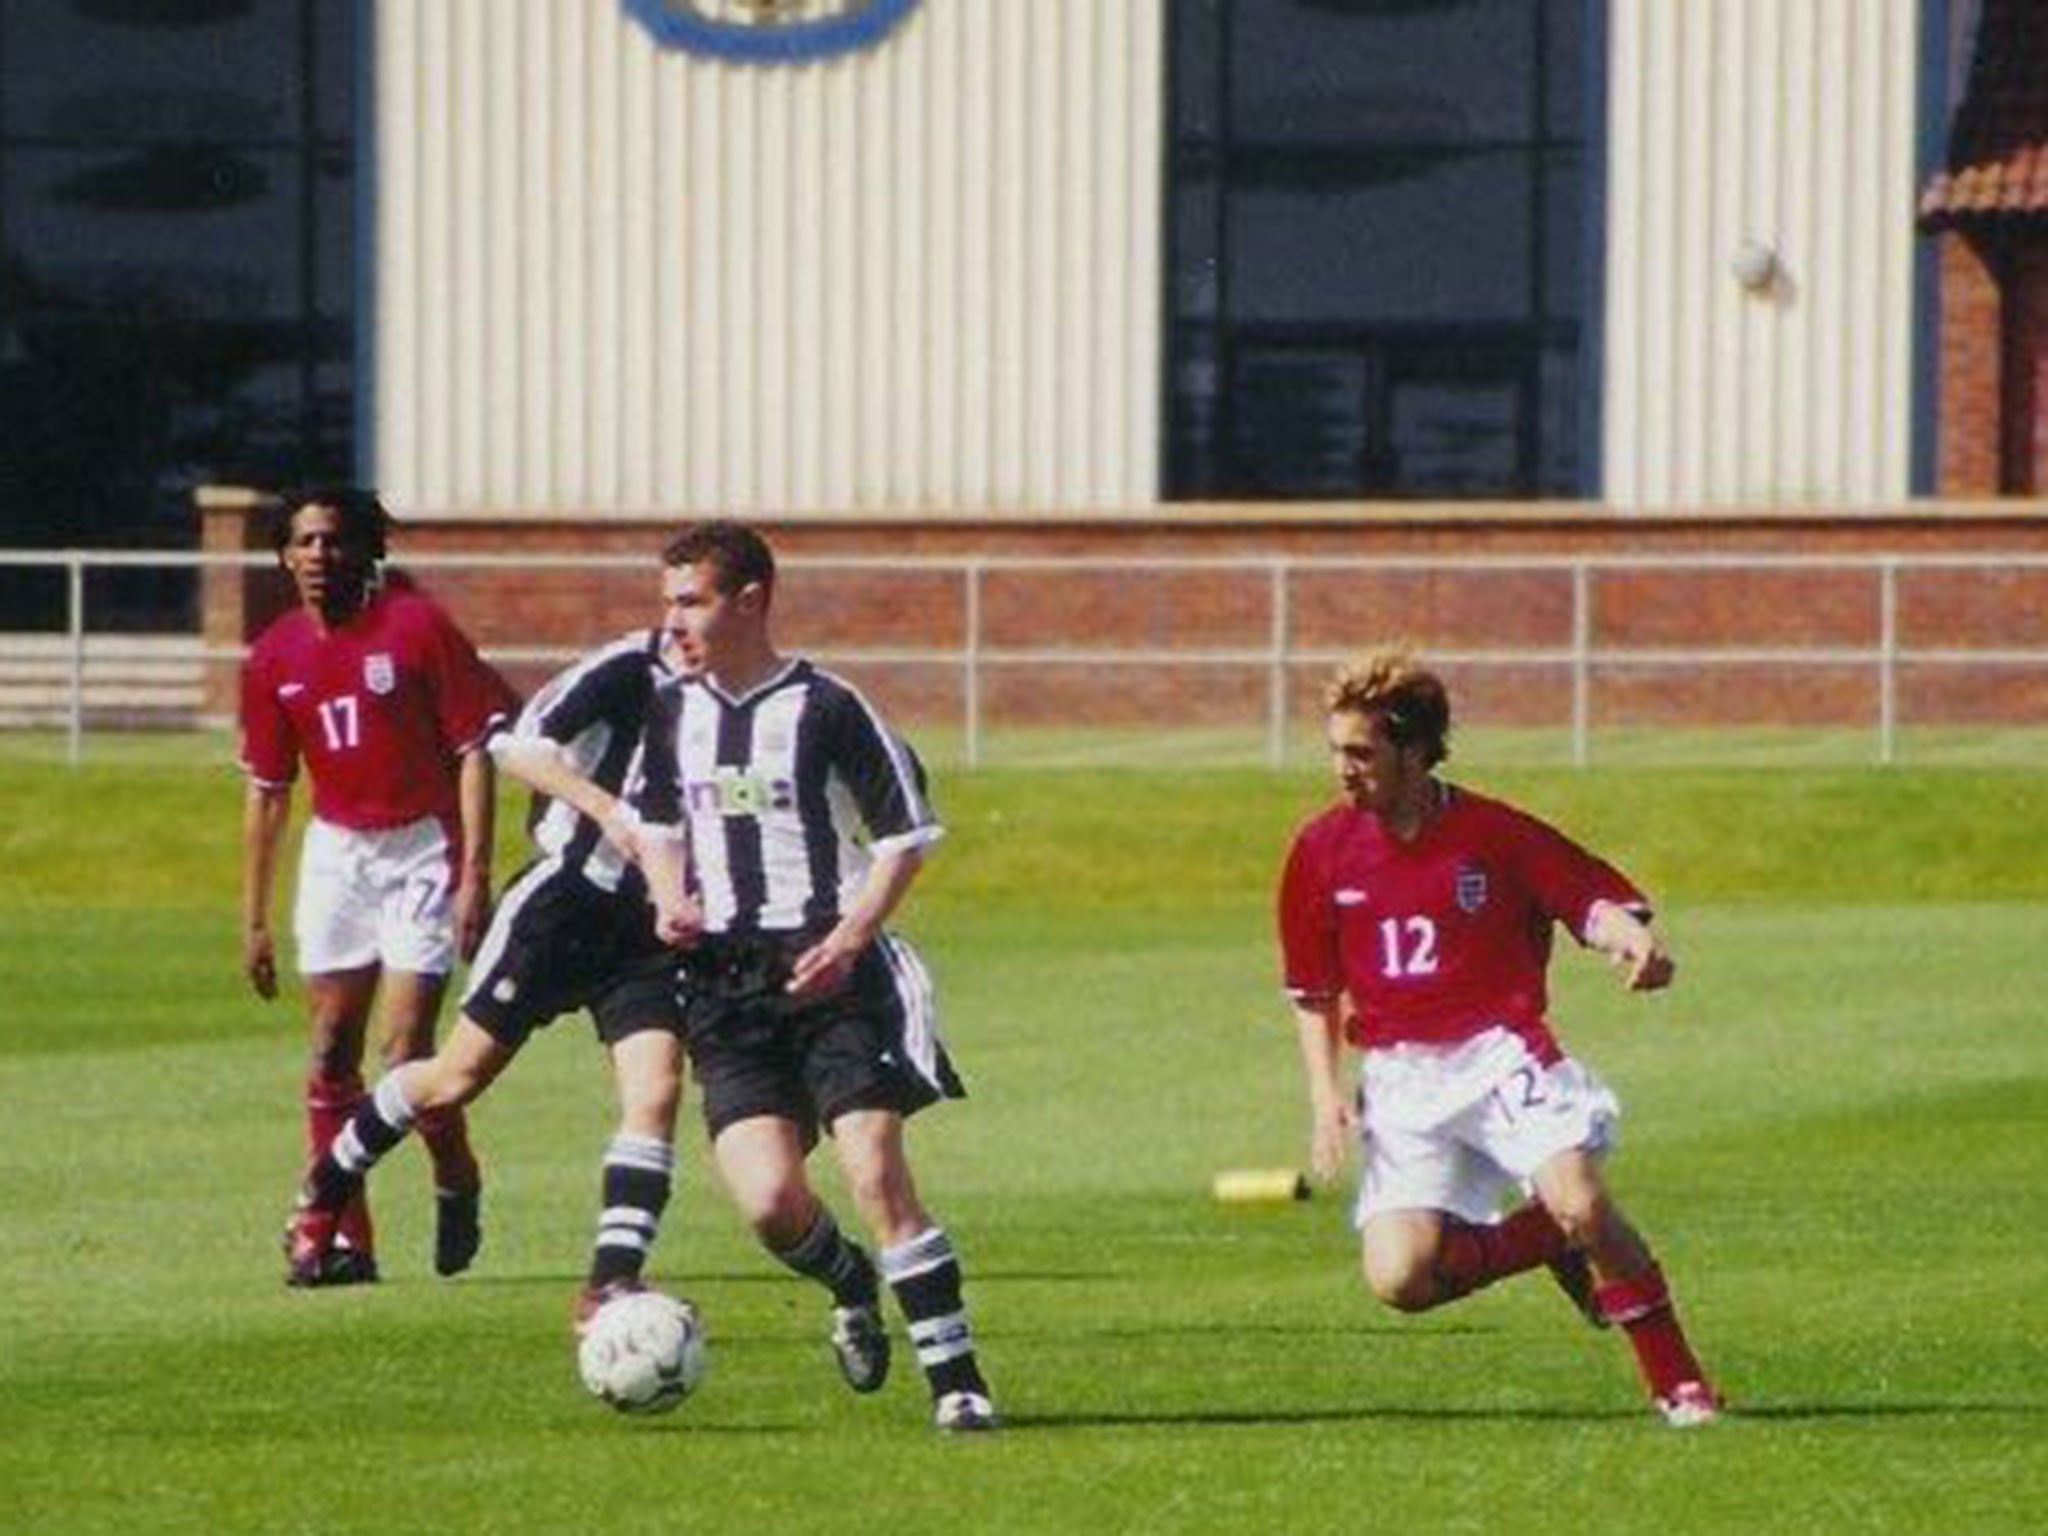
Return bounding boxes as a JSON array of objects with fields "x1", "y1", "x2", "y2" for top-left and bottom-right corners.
[
  {"x1": 679, "y1": 931, "x2": 962, "y2": 1139},
  {"x1": 462, "y1": 859, "x2": 683, "y2": 1048}
]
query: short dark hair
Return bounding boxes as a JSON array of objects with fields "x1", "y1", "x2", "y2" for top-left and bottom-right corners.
[
  {"x1": 271, "y1": 485, "x2": 390, "y2": 564},
  {"x1": 661, "y1": 520, "x2": 776, "y2": 600}
]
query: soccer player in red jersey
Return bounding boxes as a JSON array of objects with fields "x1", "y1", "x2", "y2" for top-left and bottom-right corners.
[
  {"x1": 1277, "y1": 648, "x2": 1720, "y2": 1427},
  {"x1": 240, "y1": 487, "x2": 513, "y2": 1286}
]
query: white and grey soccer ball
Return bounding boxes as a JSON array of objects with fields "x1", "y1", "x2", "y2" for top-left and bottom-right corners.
[{"x1": 576, "y1": 1291, "x2": 706, "y2": 1415}]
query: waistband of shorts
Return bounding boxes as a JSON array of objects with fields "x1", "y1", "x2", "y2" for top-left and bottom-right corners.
[{"x1": 692, "y1": 926, "x2": 832, "y2": 961}]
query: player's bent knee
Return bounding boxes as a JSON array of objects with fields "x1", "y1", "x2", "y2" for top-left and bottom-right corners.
[
  {"x1": 1542, "y1": 1187, "x2": 1612, "y2": 1250},
  {"x1": 727, "y1": 1170, "x2": 814, "y2": 1241},
  {"x1": 1370, "y1": 1272, "x2": 1442, "y2": 1313},
  {"x1": 409, "y1": 1062, "x2": 482, "y2": 1111},
  {"x1": 1361, "y1": 1249, "x2": 1440, "y2": 1312}
]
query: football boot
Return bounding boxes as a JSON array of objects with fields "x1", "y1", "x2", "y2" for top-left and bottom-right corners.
[
  {"x1": 829, "y1": 1303, "x2": 892, "y2": 1394},
  {"x1": 434, "y1": 1184, "x2": 483, "y2": 1277}
]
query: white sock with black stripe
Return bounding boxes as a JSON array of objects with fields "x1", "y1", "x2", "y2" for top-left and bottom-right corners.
[
  {"x1": 880, "y1": 1225, "x2": 989, "y2": 1400},
  {"x1": 587, "y1": 1134, "x2": 673, "y2": 1287}
]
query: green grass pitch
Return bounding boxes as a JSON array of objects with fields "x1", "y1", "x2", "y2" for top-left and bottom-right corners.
[{"x1": 1, "y1": 741, "x2": 2044, "y2": 1534}]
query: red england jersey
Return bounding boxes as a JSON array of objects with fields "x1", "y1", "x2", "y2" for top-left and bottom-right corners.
[
  {"x1": 239, "y1": 585, "x2": 512, "y2": 830},
  {"x1": 1277, "y1": 785, "x2": 1648, "y2": 1060}
]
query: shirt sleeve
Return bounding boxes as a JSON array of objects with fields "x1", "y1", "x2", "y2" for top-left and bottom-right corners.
[
  {"x1": 818, "y1": 684, "x2": 942, "y2": 856},
  {"x1": 510, "y1": 637, "x2": 649, "y2": 748},
  {"x1": 1502, "y1": 807, "x2": 1650, "y2": 941},
  {"x1": 1277, "y1": 826, "x2": 1342, "y2": 1005},
  {"x1": 633, "y1": 678, "x2": 684, "y2": 828},
  {"x1": 237, "y1": 646, "x2": 297, "y2": 788}
]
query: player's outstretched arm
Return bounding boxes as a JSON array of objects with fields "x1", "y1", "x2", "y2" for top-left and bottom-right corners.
[
  {"x1": 491, "y1": 736, "x2": 701, "y2": 945},
  {"x1": 1292, "y1": 1000, "x2": 1355, "y2": 1182},
  {"x1": 241, "y1": 781, "x2": 290, "y2": 1000},
  {"x1": 493, "y1": 735, "x2": 624, "y2": 830},
  {"x1": 1585, "y1": 899, "x2": 1676, "y2": 992}
]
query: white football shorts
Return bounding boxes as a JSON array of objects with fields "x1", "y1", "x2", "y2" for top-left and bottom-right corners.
[
  {"x1": 1352, "y1": 1025, "x2": 1620, "y2": 1228},
  {"x1": 293, "y1": 815, "x2": 457, "y2": 976}
]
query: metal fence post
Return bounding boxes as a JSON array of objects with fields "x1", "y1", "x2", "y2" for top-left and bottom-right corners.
[
  {"x1": 66, "y1": 554, "x2": 86, "y2": 766},
  {"x1": 963, "y1": 561, "x2": 983, "y2": 769},
  {"x1": 1878, "y1": 559, "x2": 1898, "y2": 766},
  {"x1": 1570, "y1": 561, "x2": 1590, "y2": 768},
  {"x1": 1268, "y1": 560, "x2": 1289, "y2": 769}
]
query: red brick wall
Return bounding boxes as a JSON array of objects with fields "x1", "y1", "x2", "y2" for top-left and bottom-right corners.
[
  {"x1": 2007, "y1": 246, "x2": 2048, "y2": 493},
  {"x1": 1937, "y1": 233, "x2": 2005, "y2": 494},
  {"x1": 199, "y1": 498, "x2": 2048, "y2": 735}
]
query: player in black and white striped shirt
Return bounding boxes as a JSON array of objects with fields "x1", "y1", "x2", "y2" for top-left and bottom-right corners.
[
  {"x1": 601, "y1": 522, "x2": 994, "y2": 1432},
  {"x1": 285, "y1": 630, "x2": 696, "y2": 1321}
]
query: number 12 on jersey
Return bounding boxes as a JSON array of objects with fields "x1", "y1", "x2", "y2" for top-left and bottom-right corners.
[{"x1": 1377, "y1": 916, "x2": 1439, "y2": 978}]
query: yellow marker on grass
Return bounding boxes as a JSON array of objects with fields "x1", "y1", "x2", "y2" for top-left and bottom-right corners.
[{"x1": 1212, "y1": 1169, "x2": 1311, "y2": 1204}]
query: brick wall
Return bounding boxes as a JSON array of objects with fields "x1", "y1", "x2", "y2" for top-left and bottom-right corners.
[
  {"x1": 201, "y1": 494, "x2": 2048, "y2": 736},
  {"x1": 1936, "y1": 233, "x2": 2005, "y2": 494},
  {"x1": 2009, "y1": 246, "x2": 2048, "y2": 494}
]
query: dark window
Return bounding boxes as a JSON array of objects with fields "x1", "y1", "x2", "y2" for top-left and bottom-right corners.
[
  {"x1": 0, "y1": 0, "x2": 358, "y2": 628},
  {"x1": 1165, "y1": 0, "x2": 1601, "y2": 499}
]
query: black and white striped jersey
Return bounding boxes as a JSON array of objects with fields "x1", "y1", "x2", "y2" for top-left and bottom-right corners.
[
  {"x1": 493, "y1": 629, "x2": 668, "y2": 893},
  {"x1": 636, "y1": 658, "x2": 942, "y2": 935}
]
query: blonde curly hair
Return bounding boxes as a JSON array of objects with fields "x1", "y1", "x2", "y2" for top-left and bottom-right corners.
[{"x1": 1324, "y1": 647, "x2": 1452, "y2": 768}]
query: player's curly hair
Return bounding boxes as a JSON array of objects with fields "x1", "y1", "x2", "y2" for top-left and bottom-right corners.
[
  {"x1": 1325, "y1": 647, "x2": 1452, "y2": 767},
  {"x1": 661, "y1": 519, "x2": 776, "y2": 602},
  {"x1": 270, "y1": 485, "x2": 390, "y2": 564}
]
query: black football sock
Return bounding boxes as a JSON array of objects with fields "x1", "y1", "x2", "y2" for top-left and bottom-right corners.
[
  {"x1": 771, "y1": 1208, "x2": 879, "y2": 1309},
  {"x1": 881, "y1": 1225, "x2": 989, "y2": 1400},
  {"x1": 588, "y1": 1134, "x2": 674, "y2": 1287},
  {"x1": 309, "y1": 1073, "x2": 417, "y2": 1212}
]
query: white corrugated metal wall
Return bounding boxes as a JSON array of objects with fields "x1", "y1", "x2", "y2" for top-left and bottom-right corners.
[
  {"x1": 374, "y1": 0, "x2": 1164, "y2": 514},
  {"x1": 376, "y1": 1, "x2": 1926, "y2": 516},
  {"x1": 1603, "y1": 0, "x2": 1921, "y2": 508}
]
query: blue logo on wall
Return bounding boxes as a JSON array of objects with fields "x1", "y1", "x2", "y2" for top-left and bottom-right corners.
[{"x1": 622, "y1": 0, "x2": 921, "y2": 64}]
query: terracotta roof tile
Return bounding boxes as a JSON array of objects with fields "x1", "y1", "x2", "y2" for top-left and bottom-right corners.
[{"x1": 1920, "y1": 0, "x2": 2048, "y2": 226}]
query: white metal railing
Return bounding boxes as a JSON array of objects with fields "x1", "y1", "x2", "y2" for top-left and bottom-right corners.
[{"x1": 4, "y1": 548, "x2": 2047, "y2": 768}]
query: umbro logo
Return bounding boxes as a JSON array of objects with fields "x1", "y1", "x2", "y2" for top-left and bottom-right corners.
[
  {"x1": 279, "y1": 683, "x2": 306, "y2": 698},
  {"x1": 1335, "y1": 888, "x2": 1368, "y2": 906}
]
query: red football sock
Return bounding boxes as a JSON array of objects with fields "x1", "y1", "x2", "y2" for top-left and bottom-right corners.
[
  {"x1": 304, "y1": 1070, "x2": 375, "y2": 1254},
  {"x1": 1436, "y1": 1202, "x2": 1570, "y2": 1299},
  {"x1": 1594, "y1": 1263, "x2": 1709, "y2": 1399},
  {"x1": 414, "y1": 1104, "x2": 480, "y2": 1193}
]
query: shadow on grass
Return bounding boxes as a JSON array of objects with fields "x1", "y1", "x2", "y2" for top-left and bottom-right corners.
[
  {"x1": 417, "y1": 1266, "x2": 1129, "y2": 1290},
  {"x1": 1004, "y1": 1405, "x2": 1645, "y2": 1429},
  {"x1": 994, "y1": 1321, "x2": 1494, "y2": 1341},
  {"x1": 1003, "y1": 1399, "x2": 2048, "y2": 1432},
  {"x1": 1733, "y1": 1401, "x2": 2048, "y2": 1421},
  {"x1": 578, "y1": 1418, "x2": 813, "y2": 1436}
]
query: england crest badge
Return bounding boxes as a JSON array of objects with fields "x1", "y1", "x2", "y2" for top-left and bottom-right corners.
[
  {"x1": 1453, "y1": 861, "x2": 1489, "y2": 913},
  {"x1": 363, "y1": 653, "x2": 397, "y2": 695}
]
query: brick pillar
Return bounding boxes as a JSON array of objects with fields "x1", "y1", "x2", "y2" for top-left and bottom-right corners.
[
  {"x1": 1937, "y1": 232, "x2": 2004, "y2": 496},
  {"x1": 196, "y1": 484, "x2": 287, "y2": 723},
  {"x1": 2004, "y1": 246, "x2": 2048, "y2": 496}
]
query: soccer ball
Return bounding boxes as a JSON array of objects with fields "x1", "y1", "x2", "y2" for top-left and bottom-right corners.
[{"x1": 576, "y1": 1291, "x2": 707, "y2": 1414}]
